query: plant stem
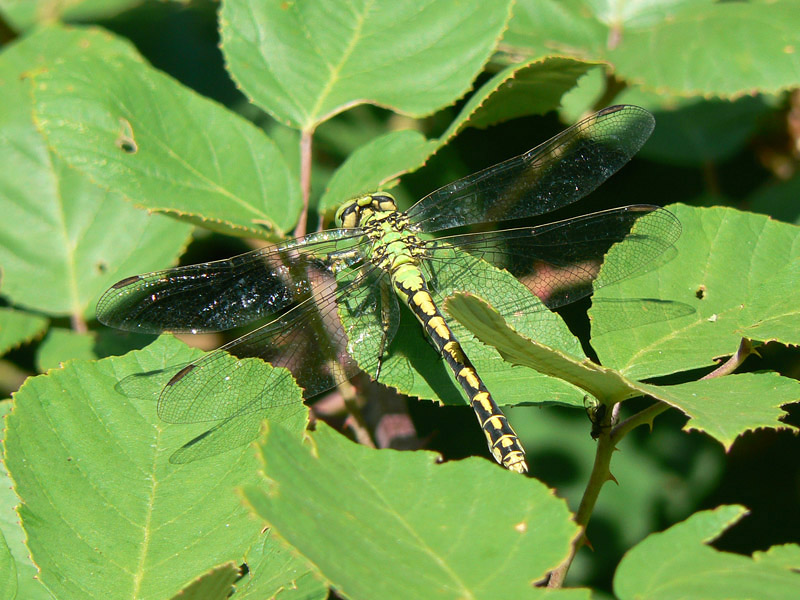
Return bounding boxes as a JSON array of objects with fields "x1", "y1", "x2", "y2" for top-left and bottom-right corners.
[
  {"x1": 295, "y1": 129, "x2": 313, "y2": 237},
  {"x1": 547, "y1": 337, "x2": 755, "y2": 587},
  {"x1": 71, "y1": 311, "x2": 87, "y2": 334},
  {"x1": 547, "y1": 401, "x2": 615, "y2": 588}
]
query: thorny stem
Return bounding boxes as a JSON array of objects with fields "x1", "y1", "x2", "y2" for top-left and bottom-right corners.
[
  {"x1": 547, "y1": 337, "x2": 755, "y2": 588},
  {"x1": 295, "y1": 129, "x2": 313, "y2": 237}
]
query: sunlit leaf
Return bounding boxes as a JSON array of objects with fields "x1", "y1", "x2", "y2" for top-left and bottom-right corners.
[
  {"x1": 614, "y1": 506, "x2": 800, "y2": 600},
  {"x1": 221, "y1": 0, "x2": 515, "y2": 130},
  {"x1": 592, "y1": 204, "x2": 800, "y2": 378},
  {"x1": 243, "y1": 422, "x2": 589, "y2": 600},
  {"x1": 4, "y1": 336, "x2": 267, "y2": 600},
  {"x1": 0, "y1": 26, "x2": 193, "y2": 317},
  {"x1": 32, "y1": 33, "x2": 299, "y2": 239}
]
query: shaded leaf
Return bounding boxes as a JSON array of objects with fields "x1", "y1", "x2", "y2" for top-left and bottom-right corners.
[
  {"x1": 233, "y1": 531, "x2": 327, "y2": 600},
  {"x1": 0, "y1": 308, "x2": 48, "y2": 357},
  {"x1": 749, "y1": 174, "x2": 800, "y2": 226},
  {"x1": 243, "y1": 422, "x2": 589, "y2": 600},
  {"x1": 0, "y1": 0, "x2": 138, "y2": 30},
  {"x1": 640, "y1": 97, "x2": 771, "y2": 167},
  {"x1": 0, "y1": 527, "x2": 16, "y2": 600},
  {"x1": 35, "y1": 328, "x2": 97, "y2": 372},
  {"x1": 170, "y1": 563, "x2": 239, "y2": 600},
  {"x1": 452, "y1": 57, "x2": 599, "y2": 132}
]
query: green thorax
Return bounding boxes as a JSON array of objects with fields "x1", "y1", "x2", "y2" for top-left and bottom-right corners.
[{"x1": 335, "y1": 193, "x2": 427, "y2": 300}]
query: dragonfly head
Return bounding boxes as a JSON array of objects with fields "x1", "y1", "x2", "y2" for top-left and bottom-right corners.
[{"x1": 335, "y1": 193, "x2": 398, "y2": 228}]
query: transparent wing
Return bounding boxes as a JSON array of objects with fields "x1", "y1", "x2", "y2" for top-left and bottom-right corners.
[
  {"x1": 406, "y1": 105, "x2": 655, "y2": 233},
  {"x1": 423, "y1": 205, "x2": 680, "y2": 313},
  {"x1": 155, "y1": 262, "x2": 398, "y2": 460},
  {"x1": 96, "y1": 228, "x2": 366, "y2": 333}
]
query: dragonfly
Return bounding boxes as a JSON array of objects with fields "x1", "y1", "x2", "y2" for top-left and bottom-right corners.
[{"x1": 97, "y1": 104, "x2": 680, "y2": 473}]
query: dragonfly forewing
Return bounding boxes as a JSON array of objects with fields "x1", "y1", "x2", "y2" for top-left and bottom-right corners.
[
  {"x1": 96, "y1": 229, "x2": 366, "y2": 333},
  {"x1": 406, "y1": 105, "x2": 655, "y2": 233}
]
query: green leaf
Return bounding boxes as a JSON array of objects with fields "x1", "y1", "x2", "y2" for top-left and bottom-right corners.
[
  {"x1": 0, "y1": 527, "x2": 16, "y2": 600},
  {"x1": 646, "y1": 374, "x2": 800, "y2": 451},
  {"x1": 639, "y1": 97, "x2": 770, "y2": 167},
  {"x1": 736, "y1": 258, "x2": 800, "y2": 345},
  {"x1": 610, "y1": 1, "x2": 800, "y2": 98},
  {"x1": 0, "y1": 405, "x2": 51, "y2": 600},
  {"x1": 444, "y1": 294, "x2": 798, "y2": 450},
  {"x1": 0, "y1": 308, "x2": 48, "y2": 356},
  {"x1": 32, "y1": 37, "x2": 300, "y2": 239},
  {"x1": 320, "y1": 129, "x2": 438, "y2": 213},
  {"x1": 614, "y1": 506, "x2": 800, "y2": 600},
  {"x1": 243, "y1": 422, "x2": 589, "y2": 600},
  {"x1": 451, "y1": 57, "x2": 599, "y2": 132},
  {"x1": 592, "y1": 204, "x2": 800, "y2": 379},
  {"x1": 501, "y1": 0, "x2": 607, "y2": 59},
  {"x1": 220, "y1": 0, "x2": 515, "y2": 130},
  {"x1": 169, "y1": 563, "x2": 240, "y2": 600},
  {"x1": 0, "y1": 0, "x2": 139, "y2": 30},
  {"x1": 35, "y1": 328, "x2": 97, "y2": 372},
  {"x1": 503, "y1": 0, "x2": 800, "y2": 98},
  {"x1": 0, "y1": 26, "x2": 193, "y2": 317},
  {"x1": 749, "y1": 174, "x2": 800, "y2": 225},
  {"x1": 445, "y1": 293, "x2": 643, "y2": 404},
  {"x1": 233, "y1": 531, "x2": 327, "y2": 600},
  {"x1": 4, "y1": 336, "x2": 267, "y2": 600}
]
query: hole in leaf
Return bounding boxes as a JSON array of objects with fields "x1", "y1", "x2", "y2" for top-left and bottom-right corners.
[
  {"x1": 695, "y1": 285, "x2": 706, "y2": 299},
  {"x1": 115, "y1": 117, "x2": 138, "y2": 154}
]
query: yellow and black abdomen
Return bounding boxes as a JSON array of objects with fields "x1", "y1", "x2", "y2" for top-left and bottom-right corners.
[{"x1": 393, "y1": 263, "x2": 528, "y2": 473}]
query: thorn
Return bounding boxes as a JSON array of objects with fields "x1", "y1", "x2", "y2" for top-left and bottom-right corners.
[{"x1": 607, "y1": 472, "x2": 619, "y2": 485}]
